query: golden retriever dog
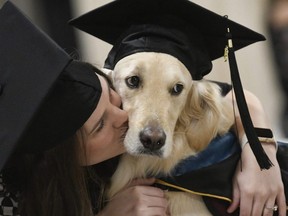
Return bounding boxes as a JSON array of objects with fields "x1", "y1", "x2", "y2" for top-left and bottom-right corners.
[{"x1": 104, "y1": 52, "x2": 234, "y2": 215}]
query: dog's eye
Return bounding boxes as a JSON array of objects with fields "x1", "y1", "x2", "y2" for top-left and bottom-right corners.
[
  {"x1": 171, "y1": 84, "x2": 183, "y2": 95},
  {"x1": 126, "y1": 76, "x2": 140, "y2": 88}
]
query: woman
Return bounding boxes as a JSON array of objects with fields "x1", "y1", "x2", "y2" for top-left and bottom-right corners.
[
  {"x1": 1, "y1": 63, "x2": 168, "y2": 216},
  {"x1": 0, "y1": 2, "x2": 168, "y2": 216}
]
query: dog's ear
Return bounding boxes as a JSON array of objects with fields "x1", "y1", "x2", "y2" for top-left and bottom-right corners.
[
  {"x1": 176, "y1": 81, "x2": 234, "y2": 151},
  {"x1": 101, "y1": 68, "x2": 114, "y2": 79}
]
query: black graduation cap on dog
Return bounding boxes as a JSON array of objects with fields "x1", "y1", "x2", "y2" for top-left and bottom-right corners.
[
  {"x1": 70, "y1": 0, "x2": 273, "y2": 169},
  {"x1": 69, "y1": 0, "x2": 265, "y2": 80},
  {"x1": 0, "y1": 1, "x2": 102, "y2": 171}
]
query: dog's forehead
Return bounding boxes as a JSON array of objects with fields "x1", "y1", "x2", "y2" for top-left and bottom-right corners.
[{"x1": 114, "y1": 52, "x2": 192, "y2": 82}]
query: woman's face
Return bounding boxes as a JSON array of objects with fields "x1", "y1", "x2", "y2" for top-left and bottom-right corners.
[{"x1": 79, "y1": 74, "x2": 128, "y2": 166}]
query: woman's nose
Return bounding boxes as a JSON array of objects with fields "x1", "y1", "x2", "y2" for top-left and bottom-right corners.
[
  {"x1": 110, "y1": 89, "x2": 122, "y2": 108},
  {"x1": 113, "y1": 108, "x2": 128, "y2": 128},
  {"x1": 110, "y1": 89, "x2": 128, "y2": 127}
]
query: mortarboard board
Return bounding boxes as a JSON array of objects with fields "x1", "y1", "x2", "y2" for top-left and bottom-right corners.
[
  {"x1": 0, "y1": 1, "x2": 102, "y2": 171},
  {"x1": 70, "y1": 0, "x2": 274, "y2": 169}
]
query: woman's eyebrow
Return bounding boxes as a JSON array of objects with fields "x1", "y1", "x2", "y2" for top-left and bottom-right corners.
[{"x1": 90, "y1": 118, "x2": 103, "y2": 135}]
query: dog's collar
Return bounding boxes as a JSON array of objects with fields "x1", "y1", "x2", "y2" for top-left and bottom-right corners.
[{"x1": 154, "y1": 132, "x2": 241, "y2": 202}]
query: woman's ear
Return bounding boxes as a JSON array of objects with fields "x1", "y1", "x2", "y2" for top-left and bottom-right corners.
[{"x1": 176, "y1": 81, "x2": 234, "y2": 151}]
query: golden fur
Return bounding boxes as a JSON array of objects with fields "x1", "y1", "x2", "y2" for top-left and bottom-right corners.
[{"x1": 104, "y1": 52, "x2": 234, "y2": 215}]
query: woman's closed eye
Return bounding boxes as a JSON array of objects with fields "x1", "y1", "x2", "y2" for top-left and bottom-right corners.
[
  {"x1": 89, "y1": 118, "x2": 105, "y2": 135},
  {"x1": 95, "y1": 119, "x2": 105, "y2": 132}
]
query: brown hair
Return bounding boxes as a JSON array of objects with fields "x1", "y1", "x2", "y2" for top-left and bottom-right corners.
[{"x1": 16, "y1": 135, "x2": 95, "y2": 216}]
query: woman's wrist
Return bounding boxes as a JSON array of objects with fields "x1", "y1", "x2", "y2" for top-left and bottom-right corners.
[{"x1": 240, "y1": 128, "x2": 278, "y2": 150}]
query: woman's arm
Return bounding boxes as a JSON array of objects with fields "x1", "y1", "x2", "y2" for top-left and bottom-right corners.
[{"x1": 225, "y1": 89, "x2": 286, "y2": 216}]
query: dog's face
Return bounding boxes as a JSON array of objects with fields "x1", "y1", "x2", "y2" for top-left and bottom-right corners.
[{"x1": 110, "y1": 52, "x2": 193, "y2": 157}]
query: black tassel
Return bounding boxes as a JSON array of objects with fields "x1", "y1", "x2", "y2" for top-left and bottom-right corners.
[{"x1": 225, "y1": 22, "x2": 273, "y2": 170}]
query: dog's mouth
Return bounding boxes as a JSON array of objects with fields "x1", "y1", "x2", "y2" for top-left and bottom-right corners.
[{"x1": 132, "y1": 147, "x2": 165, "y2": 157}]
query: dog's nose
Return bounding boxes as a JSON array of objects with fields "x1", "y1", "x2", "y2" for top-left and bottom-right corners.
[{"x1": 139, "y1": 126, "x2": 166, "y2": 151}]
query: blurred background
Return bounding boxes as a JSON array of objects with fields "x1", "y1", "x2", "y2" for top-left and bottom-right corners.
[{"x1": 10, "y1": 0, "x2": 288, "y2": 141}]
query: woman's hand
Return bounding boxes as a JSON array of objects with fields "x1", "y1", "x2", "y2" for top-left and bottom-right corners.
[
  {"x1": 98, "y1": 178, "x2": 169, "y2": 216},
  {"x1": 227, "y1": 143, "x2": 286, "y2": 216}
]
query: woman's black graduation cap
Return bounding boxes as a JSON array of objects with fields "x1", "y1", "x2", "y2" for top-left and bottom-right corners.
[
  {"x1": 70, "y1": 0, "x2": 273, "y2": 169},
  {"x1": 0, "y1": 1, "x2": 102, "y2": 171}
]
